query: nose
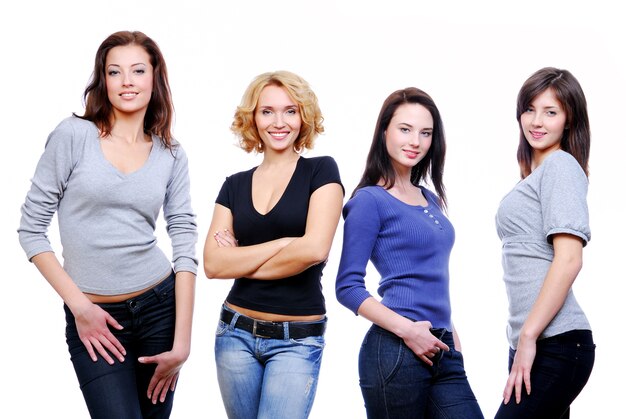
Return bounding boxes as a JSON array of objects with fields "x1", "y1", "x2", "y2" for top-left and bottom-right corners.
[
  {"x1": 273, "y1": 113, "x2": 285, "y2": 127},
  {"x1": 531, "y1": 112, "x2": 543, "y2": 127},
  {"x1": 408, "y1": 133, "x2": 420, "y2": 147},
  {"x1": 122, "y1": 71, "x2": 133, "y2": 87}
]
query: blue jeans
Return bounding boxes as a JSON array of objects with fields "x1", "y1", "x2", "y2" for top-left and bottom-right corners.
[
  {"x1": 214, "y1": 305, "x2": 326, "y2": 419},
  {"x1": 358, "y1": 324, "x2": 483, "y2": 419},
  {"x1": 64, "y1": 272, "x2": 176, "y2": 419},
  {"x1": 494, "y1": 329, "x2": 595, "y2": 419}
]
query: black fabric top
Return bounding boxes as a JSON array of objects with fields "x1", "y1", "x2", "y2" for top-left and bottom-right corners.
[{"x1": 216, "y1": 156, "x2": 343, "y2": 315}]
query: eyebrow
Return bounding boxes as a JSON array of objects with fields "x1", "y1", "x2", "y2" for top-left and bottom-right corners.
[
  {"x1": 106, "y1": 62, "x2": 147, "y2": 68},
  {"x1": 398, "y1": 122, "x2": 433, "y2": 130}
]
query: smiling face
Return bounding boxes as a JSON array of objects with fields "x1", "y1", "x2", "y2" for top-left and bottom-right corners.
[
  {"x1": 520, "y1": 87, "x2": 567, "y2": 164},
  {"x1": 385, "y1": 103, "x2": 433, "y2": 175},
  {"x1": 105, "y1": 44, "x2": 154, "y2": 118},
  {"x1": 254, "y1": 84, "x2": 302, "y2": 154}
]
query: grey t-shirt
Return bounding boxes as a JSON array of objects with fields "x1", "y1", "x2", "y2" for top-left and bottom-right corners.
[
  {"x1": 495, "y1": 150, "x2": 591, "y2": 349},
  {"x1": 18, "y1": 116, "x2": 197, "y2": 295}
]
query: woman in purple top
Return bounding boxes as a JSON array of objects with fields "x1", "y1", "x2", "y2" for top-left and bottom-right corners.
[
  {"x1": 335, "y1": 88, "x2": 482, "y2": 418},
  {"x1": 494, "y1": 67, "x2": 595, "y2": 418}
]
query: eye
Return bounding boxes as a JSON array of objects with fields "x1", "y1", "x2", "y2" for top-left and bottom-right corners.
[
  {"x1": 261, "y1": 109, "x2": 272, "y2": 115},
  {"x1": 107, "y1": 70, "x2": 120, "y2": 76},
  {"x1": 421, "y1": 131, "x2": 432, "y2": 137},
  {"x1": 134, "y1": 68, "x2": 145, "y2": 74},
  {"x1": 400, "y1": 127, "x2": 410, "y2": 133},
  {"x1": 546, "y1": 110, "x2": 557, "y2": 116},
  {"x1": 286, "y1": 108, "x2": 297, "y2": 115},
  {"x1": 524, "y1": 107, "x2": 534, "y2": 113}
]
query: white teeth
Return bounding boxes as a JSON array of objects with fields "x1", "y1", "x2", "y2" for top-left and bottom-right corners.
[{"x1": 121, "y1": 93, "x2": 137, "y2": 97}]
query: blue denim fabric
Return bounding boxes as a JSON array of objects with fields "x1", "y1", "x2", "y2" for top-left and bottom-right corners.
[
  {"x1": 214, "y1": 305, "x2": 326, "y2": 419},
  {"x1": 64, "y1": 272, "x2": 176, "y2": 419},
  {"x1": 358, "y1": 324, "x2": 483, "y2": 419},
  {"x1": 494, "y1": 329, "x2": 595, "y2": 419}
]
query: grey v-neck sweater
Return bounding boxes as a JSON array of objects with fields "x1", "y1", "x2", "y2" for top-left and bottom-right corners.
[{"x1": 18, "y1": 116, "x2": 197, "y2": 295}]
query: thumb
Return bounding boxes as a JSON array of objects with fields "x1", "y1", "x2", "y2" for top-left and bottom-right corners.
[{"x1": 138, "y1": 354, "x2": 158, "y2": 364}]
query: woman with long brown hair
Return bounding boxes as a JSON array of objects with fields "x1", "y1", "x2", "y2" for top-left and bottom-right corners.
[{"x1": 18, "y1": 31, "x2": 197, "y2": 418}]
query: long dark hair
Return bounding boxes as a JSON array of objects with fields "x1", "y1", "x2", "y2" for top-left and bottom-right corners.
[
  {"x1": 516, "y1": 67, "x2": 590, "y2": 178},
  {"x1": 353, "y1": 87, "x2": 447, "y2": 210},
  {"x1": 77, "y1": 31, "x2": 174, "y2": 149}
]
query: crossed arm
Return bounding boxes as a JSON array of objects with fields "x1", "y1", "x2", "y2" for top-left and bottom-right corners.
[{"x1": 203, "y1": 182, "x2": 344, "y2": 280}]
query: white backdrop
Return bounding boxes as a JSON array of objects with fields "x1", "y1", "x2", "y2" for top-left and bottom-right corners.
[{"x1": 2, "y1": 1, "x2": 624, "y2": 417}]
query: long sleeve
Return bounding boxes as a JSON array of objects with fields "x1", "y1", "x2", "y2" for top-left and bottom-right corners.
[{"x1": 335, "y1": 190, "x2": 381, "y2": 314}]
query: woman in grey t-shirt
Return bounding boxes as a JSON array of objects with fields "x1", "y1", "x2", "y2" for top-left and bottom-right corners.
[{"x1": 494, "y1": 67, "x2": 595, "y2": 418}]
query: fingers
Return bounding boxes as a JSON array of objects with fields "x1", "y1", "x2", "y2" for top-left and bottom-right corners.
[{"x1": 214, "y1": 229, "x2": 238, "y2": 247}]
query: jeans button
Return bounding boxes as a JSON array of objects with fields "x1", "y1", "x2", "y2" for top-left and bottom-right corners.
[{"x1": 129, "y1": 300, "x2": 137, "y2": 309}]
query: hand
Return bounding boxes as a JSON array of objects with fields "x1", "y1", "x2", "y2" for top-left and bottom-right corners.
[
  {"x1": 503, "y1": 337, "x2": 536, "y2": 404},
  {"x1": 400, "y1": 321, "x2": 450, "y2": 366},
  {"x1": 214, "y1": 229, "x2": 238, "y2": 247},
  {"x1": 138, "y1": 348, "x2": 189, "y2": 404},
  {"x1": 73, "y1": 302, "x2": 126, "y2": 364}
]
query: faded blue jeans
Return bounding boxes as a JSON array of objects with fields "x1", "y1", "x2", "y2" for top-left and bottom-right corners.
[
  {"x1": 64, "y1": 271, "x2": 176, "y2": 419},
  {"x1": 494, "y1": 329, "x2": 595, "y2": 419},
  {"x1": 214, "y1": 305, "x2": 326, "y2": 419},
  {"x1": 358, "y1": 324, "x2": 483, "y2": 419}
]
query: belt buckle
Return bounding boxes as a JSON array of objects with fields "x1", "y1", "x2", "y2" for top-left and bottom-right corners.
[{"x1": 252, "y1": 320, "x2": 273, "y2": 339}]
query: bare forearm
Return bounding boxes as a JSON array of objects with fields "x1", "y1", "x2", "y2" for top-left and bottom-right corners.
[
  {"x1": 520, "y1": 249, "x2": 582, "y2": 341},
  {"x1": 31, "y1": 251, "x2": 92, "y2": 314},
  {"x1": 172, "y1": 270, "x2": 195, "y2": 358},
  {"x1": 248, "y1": 237, "x2": 329, "y2": 280},
  {"x1": 203, "y1": 238, "x2": 288, "y2": 279}
]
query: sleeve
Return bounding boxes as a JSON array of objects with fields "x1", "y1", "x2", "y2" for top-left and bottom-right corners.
[
  {"x1": 164, "y1": 144, "x2": 198, "y2": 274},
  {"x1": 215, "y1": 175, "x2": 233, "y2": 209},
  {"x1": 335, "y1": 189, "x2": 381, "y2": 315},
  {"x1": 310, "y1": 156, "x2": 345, "y2": 195},
  {"x1": 18, "y1": 119, "x2": 79, "y2": 261},
  {"x1": 540, "y1": 152, "x2": 590, "y2": 246}
]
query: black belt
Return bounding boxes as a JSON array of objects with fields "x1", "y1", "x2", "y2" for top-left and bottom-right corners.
[{"x1": 220, "y1": 308, "x2": 326, "y2": 339}]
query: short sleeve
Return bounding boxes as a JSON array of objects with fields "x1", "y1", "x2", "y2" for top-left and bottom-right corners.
[
  {"x1": 310, "y1": 156, "x2": 344, "y2": 195},
  {"x1": 216, "y1": 176, "x2": 233, "y2": 209},
  {"x1": 335, "y1": 189, "x2": 380, "y2": 314},
  {"x1": 540, "y1": 152, "x2": 590, "y2": 246}
]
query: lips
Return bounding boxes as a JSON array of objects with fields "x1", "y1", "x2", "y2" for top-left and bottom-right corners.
[
  {"x1": 403, "y1": 149, "x2": 419, "y2": 159},
  {"x1": 120, "y1": 92, "x2": 138, "y2": 98},
  {"x1": 269, "y1": 131, "x2": 289, "y2": 140},
  {"x1": 529, "y1": 130, "x2": 546, "y2": 140}
]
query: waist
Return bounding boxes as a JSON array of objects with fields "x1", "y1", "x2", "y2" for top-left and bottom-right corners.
[
  {"x1": 539, "y1": 329, "x2": 593, "y2": 345},
  {"x1": 220, "y1": 305, "x2": 326, "y2": 340},
  {"x1": 86, "y1": 270, "x2": 174, "y2": 303}
]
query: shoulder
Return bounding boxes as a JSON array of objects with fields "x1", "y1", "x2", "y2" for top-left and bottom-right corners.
[
  {"x1": 300, "y1": 155, "x2": 339, "y2": 172},
  {"x1": 343, "y1": 186, "x2": 382, "y2": 218},
  {"x1": 540, "y1": 150, "x2": 587, "y2": 184},
  {"x1": 44, "y1": 116, "x2": 97, "y2": 155}
]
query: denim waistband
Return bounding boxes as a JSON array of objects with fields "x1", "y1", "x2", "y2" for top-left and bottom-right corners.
[
  {"x1": 220, "y1": 305, "x2": 326, "y2": 339},
  {"x1": 539, "y1": 329, "x2": 593, "y2": 345}
]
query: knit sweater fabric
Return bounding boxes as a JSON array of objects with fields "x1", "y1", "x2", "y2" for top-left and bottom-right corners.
[
  {"x1": 18, "y1": 116, "x2": 198, "y2": 295},
  {"x1": 496, "y1": 150, "x2": 591, "y2": 349},
  {"x1": 336, "y1": 185, "x2": 454, "y2": 330}
]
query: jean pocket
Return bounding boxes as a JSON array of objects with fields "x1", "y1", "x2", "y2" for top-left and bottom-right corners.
[
  {"x1": 215, "y1": 320, "x2": 229, "y2": 337},
  {"x1": 289, "y1": 335, "x2": 325, "y2": 349}
]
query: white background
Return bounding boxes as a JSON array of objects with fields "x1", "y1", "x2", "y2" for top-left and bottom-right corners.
[{"x1": 2, "y1": 1, "x2": 624, "y2": 417}]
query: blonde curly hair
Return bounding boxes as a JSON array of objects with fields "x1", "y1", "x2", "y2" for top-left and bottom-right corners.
[{"x1": 231, "y1": 71, "x2": 324, "y2": 153}]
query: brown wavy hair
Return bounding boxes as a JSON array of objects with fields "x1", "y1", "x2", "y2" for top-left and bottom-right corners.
[
  {"x1": 231, "y1": 71, "x2": 324, "y2": 153},
  {"x1": 516, "y1": 67, "x2": 590, "y2": 178},
  {"x1": 76, "y1": 31, "x2": 174, "y2": 149}
]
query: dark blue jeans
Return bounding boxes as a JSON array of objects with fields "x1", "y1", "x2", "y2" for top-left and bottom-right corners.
[
  {"x1": 64, "y1": 272, "x2": 176, "y2": 419},
  {"x1": 358, "y1": 324, "x2": 483, "y2": 419},
  {"x1": 495, "y1": 329, "x2": 595, "y2": 419}
]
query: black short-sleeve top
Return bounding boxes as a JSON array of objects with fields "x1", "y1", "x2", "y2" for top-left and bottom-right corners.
[{"x1": 216, "y1": 156, "x2": 343, "y2": 315}]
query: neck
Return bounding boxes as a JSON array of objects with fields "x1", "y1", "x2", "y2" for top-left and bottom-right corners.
[
  {"x1": 109, "y1": 111, "x2": 147, "y2": 143},
  {"x1": 260, "y1": 148, "x2": 300, "y2": 168}
]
